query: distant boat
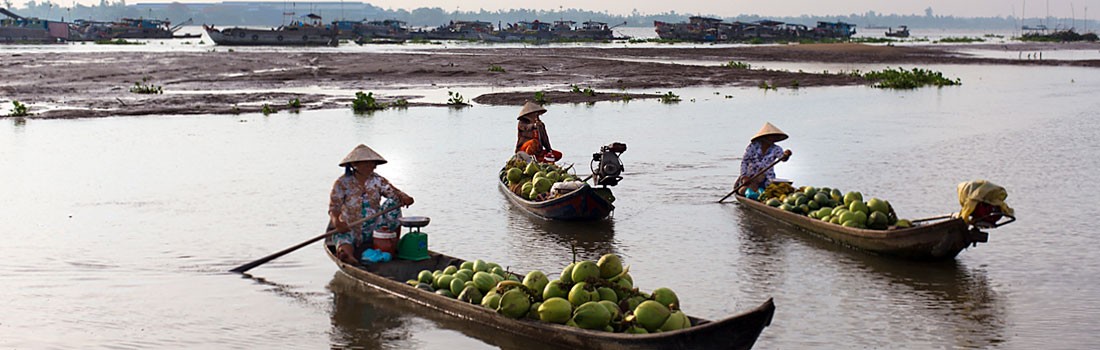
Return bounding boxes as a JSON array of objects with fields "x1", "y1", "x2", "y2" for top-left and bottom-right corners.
[
  {"x1": 885, "y1": 25, "x2": 910, "y2": 38},
  {"x1": 1, "y1": 8, "x2": 69, "y2": 43},
  {"x1": 204, "y1": 13, "x2": 337, "y2": 46},
  {"x1": 70, "y1": 17, "x2": 193, "y2": 41}
]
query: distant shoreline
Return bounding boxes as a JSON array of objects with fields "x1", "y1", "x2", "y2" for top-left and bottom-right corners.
[{"x1": 2, "y1": 42, "x2": 1097, "y2": 119}]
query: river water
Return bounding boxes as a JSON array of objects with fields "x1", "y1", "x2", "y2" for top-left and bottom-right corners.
[{"x1": 2, "y1": 61, "x2": 1099, "y2": 349}]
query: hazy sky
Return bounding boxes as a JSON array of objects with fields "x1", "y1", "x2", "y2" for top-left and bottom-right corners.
[{"x1": 17, "y1": 0, "x2": 1100, "y2": 18}]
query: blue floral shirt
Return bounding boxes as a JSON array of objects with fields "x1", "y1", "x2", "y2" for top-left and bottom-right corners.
[{"x1": 740, "y1": 141, "x2": 785, "y2": 188}]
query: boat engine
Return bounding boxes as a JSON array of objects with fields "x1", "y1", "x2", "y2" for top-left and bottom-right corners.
[{"x1": 591, "y1": 142, "x2": 627, "y2": 187}]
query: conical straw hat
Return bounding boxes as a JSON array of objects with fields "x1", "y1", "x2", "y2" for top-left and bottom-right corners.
[
  {"x1": 751, "y1": 122, "x2": 788, "y2": 142},
  {"x1": 339, "y1": 144, "x2": 388, "y2": 166},
  {"x1": 517, "y1": 101, "x2": 547, "y2": 120}
]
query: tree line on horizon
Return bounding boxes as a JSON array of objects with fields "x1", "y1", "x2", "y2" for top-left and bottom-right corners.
[{"x1": 7, "y1": 1, "x2": 1098, "y2": 32}]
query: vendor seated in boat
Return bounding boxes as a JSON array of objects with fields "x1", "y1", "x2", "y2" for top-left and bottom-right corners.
[
  {"x1": 329, "y1": 144, "x2": 414, "y2": 264},
  {"x1": 515, "y1": 101, "x2": 561, "y2": 162},
  {"x1": 737, "y1": 122, "x2": 792, "y2": 198}
]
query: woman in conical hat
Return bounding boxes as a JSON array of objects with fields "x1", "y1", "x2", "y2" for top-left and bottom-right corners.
[
  {"x1": 515, "y1": 101, "x2": 559, "y2": 162},
  {"x1": 329, "y1": 144, "x2": 415, "y2": 264},
  {"x1": 737, "y1": 122, "x2": 792, "y2": 197}
]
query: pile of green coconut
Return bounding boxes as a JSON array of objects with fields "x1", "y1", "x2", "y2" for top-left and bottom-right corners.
[
  {"x1": 501, "y1": 157, "x2": 582, "y2": 201},
  {"x1": 409, "y1": 254, "x2": 690, "y2": 333}
]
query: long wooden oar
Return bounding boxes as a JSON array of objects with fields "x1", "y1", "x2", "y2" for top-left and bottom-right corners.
[
  {"x1": 230, "y1": 205, "x2": 401, "y2": 274},
  {"x1": 718, "y1": 156, "x2": 786, "y2": 203}
]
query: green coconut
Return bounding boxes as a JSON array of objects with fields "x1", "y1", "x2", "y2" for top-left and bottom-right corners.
[
  {"x1": 435, "y1": 289, "x2": 455, "y2": 298},
  {"x1": 624, "y1": 325, "x2": 649, "y2": 334},
  {"x1": 568, "y1": 282, "x2": 597, "y2": 307},
  {"x1": 598, "y1": 300, "x2": 622, "y2": 320},
  {"x1": 614, "y1": 278, "x2": 633, "y2": 300},
  {"x1": 472, "y1": 272, "x2": 496, "y2": 294},
  {"x1": 472, "y1": 259, "x2": 489, "y2": 272},
  {"x1": 521, "y1": 183, "x2": 534, "y2": 199},
  {"x1": 523, "y1": 270, "x2": 550, "y2": 294},
  {"x1": 867, "y1": 197, "x2": 890, "y2": 214},
  {"x1": 405, "y1": 279, "x2": 418, "y2": 286},
  {"x1": 490, "y1": 266, "x2": 507, "y2": 278},
  {"x1": 524, "y1": 162, "x2": 539, "y2": 176},
  {"x1": 527, "y1": 302, "x2": 542, "y2": 320},
  {"x1": 480, "y1": 292, "x2": 501, "y2": 309},
  {"x1": 538, "y1": 297, "x2": 573, "y2": 324},
  {"x1": 506, "y1": 167, "x2": 523, "y2": 184},
  {"x1": 453, "y1": 270, "x2": 472, "y2": 284},
  {"x1": 459, "y1": 261, "x2": 474, "y2": 270},
  {"x1": 442, "y1": 265, "x2": 458, "y2": 275},
  {"x1": 497, "y1": 289, "x2": 531, "y2": 319},
  {"x1": 533, "y1": 177, "x2": 553, "y2": 194},
  {"x1": 596, "y1": 254, "x2": 624, "y2": 279},
  {"x1": 571, "y1": 261, "x2": 600, "y2": 283},
  {"x1": 434, "y1": 275, "x2": 455, "y2": 290},
  {"x1": 560, "y1": 262, "x2": 576, "y2": 284},
  {"x1": 896, "y1": 219, "x2": 912, "y2": 228},
  {"x1": 849, "y1": 201, "x2": 869, "y2": 215},
  {"x1": 572, "y1": 301, "x2": 612, "y2": 330},
  {"x1": 449, "y1": 278, "x2": 466, "y2": 296},
  {"x1": 417, "y1": 270, "x2": 433, "y2": 284},
  {"x1": 659, "y1": 310, "x2": 691, "y2": 332},
  {"x1": 415, "y1": 282, "x2": 434, "y2": 292},
  {"x1": 844, "y1": 191, "x2": 863, "y2": 206},
  {"x1": 597, "y1": 287, "x2": 618, "y2": 303},
  {"x1": 620, "y1": 295, "x2": 646, "y2": 313},
  {"x1": 457, "y1": 285, "x2": 483, "y2": 304},
  {"x1": 651, "y1": 287, "x2": 679, "y2": 308},
  {"x1": 634, "y1": 300, "x2": 672, "y2": 332},
  {"x1": 868, "y1": 211, "x2": 889, "y2": 230},
  {"x1": 542, "y1": 279, "x2": 568, "y2": 300}
]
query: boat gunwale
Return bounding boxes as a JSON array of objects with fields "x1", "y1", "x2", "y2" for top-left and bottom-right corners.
[{"x1": 735, "y1": 193, "x2": 965, "y2": 240}]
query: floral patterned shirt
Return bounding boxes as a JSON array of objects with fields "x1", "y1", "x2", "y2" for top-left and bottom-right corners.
[
  {"x1": 329, "y1": 173, "x2": 407, "y2": 237},
  {"x1": 740, "y1": 141, "x2": 785, "y2": 188}
]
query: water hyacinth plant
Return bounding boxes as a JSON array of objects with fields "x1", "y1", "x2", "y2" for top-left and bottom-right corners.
[
  {"x1": 8, "y1": 100, "x2": 29, "y2": 117},
  {"x1": 129, "y1": 77, "x2": 163, "y2": 94},
  {"x1": 534, "y1": 91, "x2": 548, "y2": 104},
  {"x1": 447, "y1": 91, "x2": 469, "y2": 107},
  {"x1": 860, "y1": 67, "x2": 961, "y2": 89},
  {"x1": 352, "y1": 91, "x2": 386, "y2": 112},
  {"x1": 488, "y1": 65, "x2": 506, "y2": 73},
  {"x1": 659, "y1": 91, "x2": 681, "y2": 103},
  {"x1": 723, "y1": 61, "x2": 752, "y2": 69}
]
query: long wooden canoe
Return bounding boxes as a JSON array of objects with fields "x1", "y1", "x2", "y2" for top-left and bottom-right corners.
[
  {"x1": 735, "y1": 194, "x2": 989, "y2": 260},
  {"x1": 324, "y1": 238, "x2": 775, "y2": 349},
  {"x1": 498, "y1": 172, "x2": 616, "y2": 221}
]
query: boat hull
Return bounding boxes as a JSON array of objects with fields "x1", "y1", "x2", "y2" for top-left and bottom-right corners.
[
  {"x1": 499, "y1": 177, "x2": 615, "y2": 221},
  {"x1": 735, "y1": 194, "x2": 987, "y2": 260},
  {"x1": 204, "y1": 26, "x2": 337, "y2": 46},
  {"x1": 324, "y1": 241, "x2": 774, "y2": 349}
]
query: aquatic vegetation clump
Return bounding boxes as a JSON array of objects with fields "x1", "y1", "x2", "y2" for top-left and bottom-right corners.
[
  {"x1": 352, "y1": 92, "x2": 387, "y2": 112},
  {"x1": 935, "y1": 36, "x2": 985, "y2": 43},
  {"x1": 447, "y1": 91, "x2": 469, "y2": 107},
  {"x1": 8, "y1": 100, "x2": 29, "y2": 117},
  {"x1": 261, "y1": 104, "x2": 274, "y2": 115},
  {"x1": 659, "y1": 91, "x2": 681, "y2": 103},
  {"x1": 570, "y1": 84, "x2": 596, "y2": 96},
  {"x1": 129, "y1": 77, "x2": 163, "y2": 94},
  {"x1": 95, "y1": 38, "x2": 144, "y2": 45},
  {"x1": 860, "y1": 67, "x2": 961, "y2": 89},
  {"x1": 288, "y1": 98, "x2": 302, "y2": 109},
  {"x1": 533, "y1": 91, "x2": 548, "y2": 104},
  {"x1": 488, "y1": 65, "x2": 506, "y2": 73},
  {"x1": 723, "y1": 61, "x2": 751, "y2": 69}
]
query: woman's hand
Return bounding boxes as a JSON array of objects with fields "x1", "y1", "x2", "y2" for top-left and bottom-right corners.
[
  {"x1": 781, "y1": 149, "x2": 793, "y2": 161},
  {"x1": 400, "y1": 194, "x2": 415, "y2": 207},
  {"x1": 332, "y1": 216, "x2": 351, "y2": 233}
]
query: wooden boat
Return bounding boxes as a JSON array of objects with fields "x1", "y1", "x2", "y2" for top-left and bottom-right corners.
[
  {"x1": 735, "y1": 194, "x2": 989, "y2": 260},
  {"x1": 323, "y1": 238, "x2": 775, "y2": 349},
  {"x1": 498, "y1": 171, "x2": 615, "y2": 221},
  {"x1": 885, "y1": 25, "x2": 910, "y2": 38}
]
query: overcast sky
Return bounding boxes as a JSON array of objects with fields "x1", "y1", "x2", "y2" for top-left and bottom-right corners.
[{"x1": 17, "y1": 0, "x2": 1100, "y2": 18}]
